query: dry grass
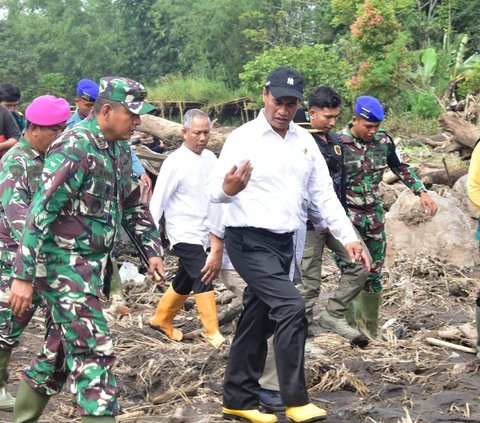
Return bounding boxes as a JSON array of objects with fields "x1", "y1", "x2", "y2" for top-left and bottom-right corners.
[{"x1": 8, "y1": 250, "x2": 480, "y2": 423}]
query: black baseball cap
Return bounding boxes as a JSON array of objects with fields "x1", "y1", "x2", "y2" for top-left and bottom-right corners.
[{"x1": 265, "y1": 67, "x2": 304, "y2": 101}]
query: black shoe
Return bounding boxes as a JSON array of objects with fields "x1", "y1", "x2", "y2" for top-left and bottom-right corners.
[{"x1": 258, "y1": 388, "x2": 284, "y2": 412}]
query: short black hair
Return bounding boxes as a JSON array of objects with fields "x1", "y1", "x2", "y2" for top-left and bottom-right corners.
[
  {"x1": 93, "y1": 97, "x2": 122, "y2": 114},
  {"x1": 0, "y1": 83, "x2": 21, "y2": 102},
  {"x1": 308, "y1": 86, "x2": 342, "y2": 110}
]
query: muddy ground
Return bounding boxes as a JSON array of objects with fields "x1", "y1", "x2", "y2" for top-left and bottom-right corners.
[{"x1": 1, "y1": 248, "x2": 480, "y2": 423}]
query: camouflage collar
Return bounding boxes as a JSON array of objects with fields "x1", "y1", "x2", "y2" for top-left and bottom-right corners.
[
  {"x1": 18, "y1": 135, "x2": 44, "y2": 160},
  {"x1": 82, "y1": 116, "x2": 109, "y2": 149},
  {"x1": 342, "y1": 125, "x2": 356, "y2": 144},
  {"x1": 343, "y1": 122, "x2": 382, "y2": 144}
]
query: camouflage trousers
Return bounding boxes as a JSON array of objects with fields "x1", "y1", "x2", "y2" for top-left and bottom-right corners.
[
  {"x1": 300, "y1": 227, "x2": 371, "y2": 321},
  {"x1": 354, "y1": 223, "x2": 386, "y2": 293},
  {"x1": 24, "y1": 279, "x2": 119, "y2": 416},
  {"x1": 0, "y1": 262, "x2": 42, "y2": 350}
]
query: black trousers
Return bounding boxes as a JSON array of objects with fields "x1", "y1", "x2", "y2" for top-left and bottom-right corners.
[
  {"x1": 171, "y1": 243, "x2": 212, "y2": 295},
  {"x1": 223, "y1": 227, "x2": 309, "y2": 409}
]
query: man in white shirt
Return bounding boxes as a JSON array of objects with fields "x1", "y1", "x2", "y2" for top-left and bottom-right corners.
[
  {"x1": 149, "y1": 109, "x2": 224, "y2": 348},
  {"x1": 210, "y1": 67, "x2": 370, "y2": 423}
]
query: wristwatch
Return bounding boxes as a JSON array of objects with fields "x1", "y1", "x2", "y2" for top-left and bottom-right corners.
[{"x1": 415, "y1": 188, "x2": 427, "y2": 196}]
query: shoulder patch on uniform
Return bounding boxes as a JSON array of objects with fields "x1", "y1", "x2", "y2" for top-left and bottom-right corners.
[
  {"x1": 334, "y1": 145, "x2": 342, "y2": 156},
  {"x1": 377, "y1": 129, "x2": 393, "y2": 145},
  {"x1": 9, "y1": 163, "x2": 24, "y2": 177}
]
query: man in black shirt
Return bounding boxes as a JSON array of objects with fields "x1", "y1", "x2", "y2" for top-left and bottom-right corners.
[{"x1": 299, "y1": 86, "x2": 371, "y2": 347}]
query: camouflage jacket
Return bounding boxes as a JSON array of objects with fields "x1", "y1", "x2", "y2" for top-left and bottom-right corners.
[
  {"x1": 341, "y1": 125, "x2": 425, "y2": 216},
  {"x1": 13, "y1": 116, "x2": 161, "y2": 297},
  {"x1": 0, "y1": 136, "x2": 43, "y2": 264}
]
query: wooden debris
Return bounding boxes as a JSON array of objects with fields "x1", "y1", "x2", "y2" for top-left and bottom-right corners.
[
  {"x1": 438, "y1": 112, "x2": 480, "y2": 151},
  {"x1": 425, "y1": 337, "x2": 477, "y2": 354},
  {"x1": 138, "y1": 114, "x2": 229, "y2": 155},
  {"x1": 151, "y1": 383, "x2": 200, "y2": 404},
  {"x1": 116, "y1": 410, "x2": 145, "y2": 422}
]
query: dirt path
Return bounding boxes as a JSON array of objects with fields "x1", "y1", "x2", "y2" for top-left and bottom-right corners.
[{"x1": 1, "y1": 254, "x2": 479, "y2": 423}]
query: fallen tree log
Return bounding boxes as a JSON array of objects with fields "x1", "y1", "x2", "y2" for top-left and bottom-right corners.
[
  {"x1": 415, "y1": 165, "x2": 467, "y2": 187},
  {"x1": 138, "y1": 114, "x2": 228, "y2": 155},
  {"x1": 438, "y1": 112, "x2": 480, "y2": 151},
  {"x1": 398, "y1": 133, "x2": 453, "y2": 148},
  {"x1": 383, "y1": 165, "x2": 467, "y2": 187}
]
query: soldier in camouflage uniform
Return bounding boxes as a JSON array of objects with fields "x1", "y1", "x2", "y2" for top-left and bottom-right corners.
[
  {"x1": 296, "y1": 87, "x2": 370, "y2": 348},
  {"x1": 9, "y1": 77, "x2": 164, "y2": 423},
  {"x1": 342, "y1": 96, "x2": 437, "y2": 340},
  {"x1": 0, "y1": 95, "x2": 71, "y2": 412}
]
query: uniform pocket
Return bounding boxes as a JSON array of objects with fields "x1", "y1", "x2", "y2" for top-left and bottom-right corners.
[{"x1": 344, "y1": 160, "x2": 362, "y2": 174}]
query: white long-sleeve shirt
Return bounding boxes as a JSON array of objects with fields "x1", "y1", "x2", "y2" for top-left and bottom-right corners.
[
  {"x1": 150, "y1": 144, "x2": 217, "y2": 249},
  {"x1": 209, "y1": 110, "x2": 357, "y2": 246}
]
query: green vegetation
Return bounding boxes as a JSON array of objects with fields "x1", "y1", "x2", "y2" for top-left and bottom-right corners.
[
  {"x1": 382, "y1": 112, "x2": 439, "y2": 138},
  {"x1": 0, "y1": 0, "x2": 478, "y2": 123},
  {"x1": 147, "y1": 75, "x2": 247, "y2": 107},
  {"x1": 240, "y1": 44, "x2": 351, "y2": 105}
]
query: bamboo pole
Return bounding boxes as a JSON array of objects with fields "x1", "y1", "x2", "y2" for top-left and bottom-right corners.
[{"x1": 425, "y1": 337, "x2": 477, "y2": 354}]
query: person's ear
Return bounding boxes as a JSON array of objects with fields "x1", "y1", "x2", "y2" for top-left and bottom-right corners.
[
  {"x1": 102, "y1": 103, "x2": 114, "y2": 121},
  {"x1": 30, "y1": 124, "x2": 40, "y2": 137},
  {"x1": 262, "y1": 87, "x2": 268, "y2": 102}
]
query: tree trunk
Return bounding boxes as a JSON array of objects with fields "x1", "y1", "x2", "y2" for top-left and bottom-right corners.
[
  {"x1": 415, "y1": 165, "x2": 467, "y2": 187},
  {"x1": 438, "y1": 112, "x2": 480, "y2": 150},
  {"x1": 383, "y1": 165, "x2": 467, "y2": 187},
  {"x1": 399, "y1": 133, "x2": 453, "y2": 148},
  {"x1": 138, "y1": 114, "x2": 228, "y2": 155}
]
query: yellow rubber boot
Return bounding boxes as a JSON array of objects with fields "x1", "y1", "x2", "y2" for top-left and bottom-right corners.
[
  {"x1": 285, "y1": 403, "x2": 327, "y2": 422},
  {"x1": 149, "y1": 285, "x2": 188, "y2": 341},
  {"x1": 223, "y1": 407, "x2": 277, "y2": 423},
  {"x1": 194, "y1": 291, "x2": 225, "y2": 348}
]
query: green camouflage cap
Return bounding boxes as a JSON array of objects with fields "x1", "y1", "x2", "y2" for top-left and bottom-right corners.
[{"x1": 98, "y1": 76, "x2": 156, "y2": 115}]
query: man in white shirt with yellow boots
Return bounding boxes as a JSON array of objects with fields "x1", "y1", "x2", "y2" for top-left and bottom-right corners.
[{"x1": 149, "y1": 109, "x2": 224, "y2": 348}]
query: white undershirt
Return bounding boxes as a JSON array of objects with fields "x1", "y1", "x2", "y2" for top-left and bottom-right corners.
[{"x1": 150, "y1": 144, "x2": 217, "y2": 248}]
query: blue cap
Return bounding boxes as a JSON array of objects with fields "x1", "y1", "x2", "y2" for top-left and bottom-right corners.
[
  {"x1": 355, "y1": 96, "x2": 384, "y2": 122},
  {"x1": 77, "y1": 79, "x2": 99, "y2": 102}
]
